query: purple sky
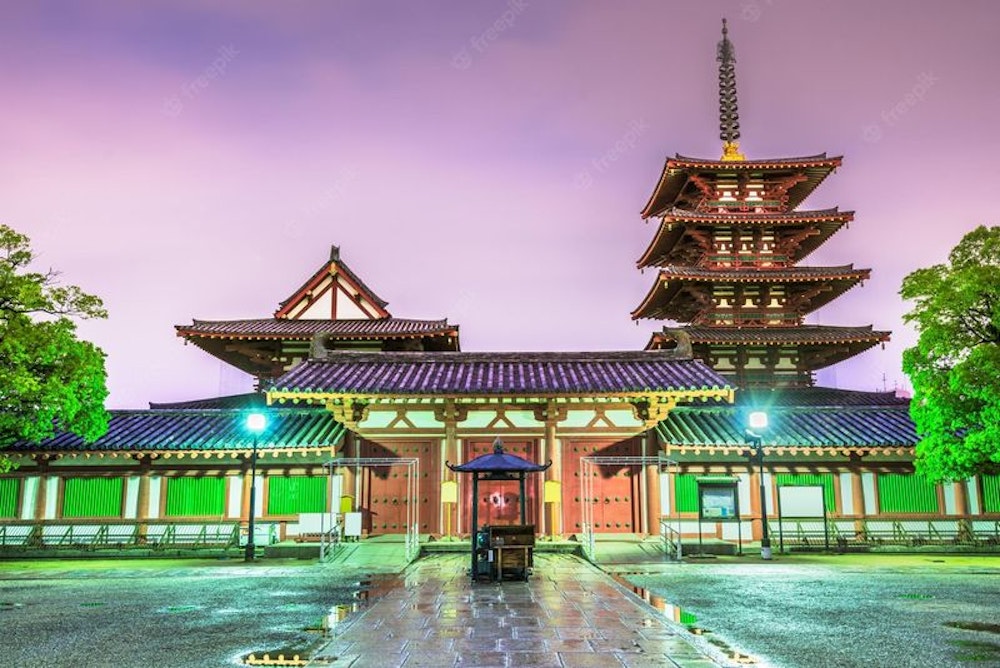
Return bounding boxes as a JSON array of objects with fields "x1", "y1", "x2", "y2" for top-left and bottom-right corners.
[{"x1": 3, "y1": 1, "x2": 998, "y2": 408}]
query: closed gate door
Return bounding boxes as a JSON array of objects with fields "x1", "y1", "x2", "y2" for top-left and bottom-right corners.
[
  {"x1": 358, "y1": 439, "x2": 439, "y2": 535},
  {"x1": 462, "y1": 440, "x2": 537, "y2": 534},
  {"x1": 563, "y1": 438, "x2": 642, "y2": 534}
]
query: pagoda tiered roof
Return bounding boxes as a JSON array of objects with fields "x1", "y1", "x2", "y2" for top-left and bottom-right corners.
[
  {"x1": 637, "y1": 208, "x2": 853, "y2": 269},
  {"x1": 647, "y1": 325, "x2": 889, "y2": 375},
  {"x1": 641, "y1": 153, "x2": 842, "y2": 218},
  {"x1": 648, "y1": 325, "x2": 890, "y2": 347},
  {"x1": 631, "y1": 265, "x2": 871, "y2": 321}
]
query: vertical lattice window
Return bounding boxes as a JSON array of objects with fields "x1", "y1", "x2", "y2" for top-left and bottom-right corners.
[
  {"x1": 267, "y1": 476, "x2": 327, "y2": 515},
  {"x1": 164, "y1": 477, "x2": 226, "y2": 517},
  {"x1": 877, "y1": 473, "x2": 939, "y2": 514},
  {"x1": 981, "y1": 475, "x2": 1000, "y2": 513},
  {"x1": 0, "y1": 478, "x2": 20, "y2": 518},
  {"x1": 63, "y1": 478, "x2": 124, "y2": 518},
  {"x1": 674, "y1": 474, "x2": 700, "y2": 513}
]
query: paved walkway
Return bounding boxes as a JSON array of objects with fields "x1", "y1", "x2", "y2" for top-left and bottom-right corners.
[{"x1": 309, "y1": 553, "x2": 730, "y2": 667}]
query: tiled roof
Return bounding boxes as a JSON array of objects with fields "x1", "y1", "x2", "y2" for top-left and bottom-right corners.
[
  {"x1": 9, "y1": 409, "x2": 345, "y2": 452},
  {"x1": 632, "y1": 268, "x2": 869, "y2": 321},
  {"x1": 670, "y1": 153, "x2": 842, "y2": 167},
  {"x1": 656, "y1": 264, "x2": 868, "y2": 282},
  {"x1": 636, "y1": 210, "x2": 852, "y2": 270},
  {"x1": 176, "y1": 318, "x2": 457, "y2": 340},
  {"x1": 657, "y1": 404, "x2": 916, "y2": 447},
  {"x1": 149, "y1": 393, "x2": 267, "y2": 410},
  {"x1": 659, "y1": 207, "x2": 852, "y2": 223},
  {"x1": 269, "y1": 351, "x2": 733, "y2": 397},
  {"x1": 737, "y1": 387, "x2": 911, "y2": 407},
  {"x1": 678, "y1": 325, "x2": 891, "y2": 345}
]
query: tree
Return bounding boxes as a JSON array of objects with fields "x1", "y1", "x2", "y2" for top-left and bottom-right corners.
[
  {"x1": 0, "y1": 225, "x2": 109, "y2": 471},
  {"x1": 901, "y1": 224, "x2": 1000, "y2": 483}
]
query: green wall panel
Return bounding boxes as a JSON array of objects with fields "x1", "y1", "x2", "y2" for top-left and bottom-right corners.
[
  {"x1": 675, "y1": 474, "x2": 700, "y2": 513},
  {"x1": 982, "y1": 475, "x2": 1000, "y2": 513},
  {"x1": 164, "y1": 477, "x2": 226, "y2": 517},
  {"x1": 267, "y1": 476, "x2": 327, "y2": 515},
  {"x1": 776, "y1": 473, "x2": 835, "y2": 512},
  {"x1": 0, "y1": 478, "x2": 20, "y2": 518},
  {"x1": 62, "y1": 478, "x2": 123, "y2": 518},
  {"x1": 877, "y1": 473, "x2": 939, "y2": 514}
]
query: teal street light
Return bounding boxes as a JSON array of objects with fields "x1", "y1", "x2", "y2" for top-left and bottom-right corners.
[
  {"x1": 746, "y1": 410, "x2": 771, "y2": 560},
  {"x1": 245, "y1": 411, "x2": 267, "y2": 562}
]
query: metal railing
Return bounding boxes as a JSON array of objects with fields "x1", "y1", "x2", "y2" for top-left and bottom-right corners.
[
  {"x1": 580, "y1": 522, "x2": 595, "y2": 560},
  {"x1": 660, "y1": 518, "x2": 683, "y2": 562},
  {"x1": 769, "y1": 518, "x2": 1000, "y2": 551},
  {"x1": 319, "y1": 514, "x2": 344, "y2": 562},
  {"x1": 0, "y1": 520, "x2": 244, "y2": 551},
  {"x1": 405, "y1": 522, "x2": 421, "y2": 562}
]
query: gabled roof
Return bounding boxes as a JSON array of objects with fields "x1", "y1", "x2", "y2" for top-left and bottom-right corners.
[
  {"x1": 641, "y1": 153, "x2": 842, "y2": 218},
  {"x1": 8, "y1": 409, "x2": 345, "y2": 453},
  {"x1": 268, "y1": 350, "x2": 734, "y2": 399},
  {"x1": 274, "y1": 245, "x2": 390, "y2": 319}
]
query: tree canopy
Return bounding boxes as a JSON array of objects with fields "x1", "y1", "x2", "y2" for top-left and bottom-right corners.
[
  {"x1": 0, "y1": 225, "x2": 109, "y2": 471},
  {"x1": 901, "y1": 224, "x2": 1000, "y2": 482}
]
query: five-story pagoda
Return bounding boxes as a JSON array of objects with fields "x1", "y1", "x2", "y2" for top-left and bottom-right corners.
[{"x1": 634, "y1": 19, "x2": 889, "y2": 388}]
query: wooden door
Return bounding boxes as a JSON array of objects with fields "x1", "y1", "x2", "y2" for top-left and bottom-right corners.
[
  {"x1": 562, "y1": 437, "x2": 642, "y2": 534},
  {"x1": 357, "y1": 438, "x2": 439, "y2": 535}
]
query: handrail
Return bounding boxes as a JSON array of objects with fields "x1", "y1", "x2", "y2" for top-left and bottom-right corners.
[
  {"x1": 660, "y1": 518, "x2": 683, "y2": 562},
  {"x1": 0, "y1": 520, "x2": 246, "y2": 551}
]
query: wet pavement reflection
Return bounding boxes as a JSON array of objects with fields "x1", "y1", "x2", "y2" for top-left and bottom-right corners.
[{"x1": 309, "y1": 553, "x2": 729, "y2": 667}]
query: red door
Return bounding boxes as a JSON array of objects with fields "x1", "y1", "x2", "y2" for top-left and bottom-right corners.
[
  {"x1": 461, "y1": 440, "x2": 537, "y2": 534},
  {"x1": 357, "y1": 438, "x2": 439, "y2": 535},
  {"x1": 562, "y1": 437, "x2": 642, "y2": 534}
]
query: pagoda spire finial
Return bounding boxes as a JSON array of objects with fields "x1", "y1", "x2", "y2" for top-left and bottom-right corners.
[{"x1": 717, "y1": 18, "x2": 745, "y2": 161}]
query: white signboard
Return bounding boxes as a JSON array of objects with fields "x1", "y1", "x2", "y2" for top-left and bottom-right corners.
[
  {"x1": 344, "y1": 512, "x2": 363, "y2": 537},
  {"x1": 778, "y1": 486, "x2": 825, "y2": 518}
]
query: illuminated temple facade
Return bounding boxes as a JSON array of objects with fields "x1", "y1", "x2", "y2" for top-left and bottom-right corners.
[{"x1": 2, "y1": 21, "x2": 998, "y2": 551}]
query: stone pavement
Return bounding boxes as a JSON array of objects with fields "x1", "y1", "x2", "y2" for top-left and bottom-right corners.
[{"x1": 309, "y1": 553, "x2": 731, "y2": 667}]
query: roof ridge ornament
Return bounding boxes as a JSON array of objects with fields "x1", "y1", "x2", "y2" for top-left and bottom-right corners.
[{"x1": 717, "y1": 18, "x2": 745, "y2": 162}]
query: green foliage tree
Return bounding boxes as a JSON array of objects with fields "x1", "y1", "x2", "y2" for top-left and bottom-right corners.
[
  {"x1": 0, "y1": 225, "x2": 109, "y2": 471},
  {"x1": 901, "y1": 225, "x2": 1000, "y2": 482}
]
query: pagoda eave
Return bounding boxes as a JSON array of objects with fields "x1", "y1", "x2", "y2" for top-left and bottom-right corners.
[
  {"x1": 636, "y1": 212, "x2": 854, "y2": 269},
  {"x1": 640, "y1": 154, "x2": 843, "y2": 219}
]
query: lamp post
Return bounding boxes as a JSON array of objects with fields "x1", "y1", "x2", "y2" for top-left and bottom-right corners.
[
  {"x1": 746, "y1": 410, "x2": 771, "y2": 560},
  {"x1": 245, "y1": 412, "x2": 267, "y2": 562}
]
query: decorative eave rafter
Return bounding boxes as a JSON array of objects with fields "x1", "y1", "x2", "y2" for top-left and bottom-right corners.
[
  {"x1": 636, "y1": 209, "x2": 854, "y2": 269},
  {"x1": 631, "y1": 266, "x2": 871, "y2": 321}
]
